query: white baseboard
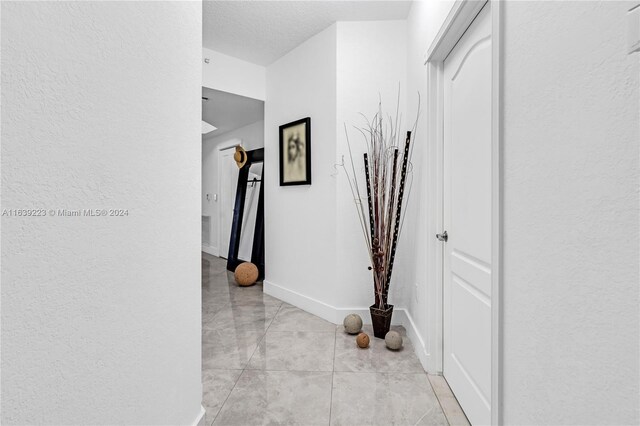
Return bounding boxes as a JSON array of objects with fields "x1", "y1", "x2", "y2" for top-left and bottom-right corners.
[
  {"x1": 192, "y1": 405, "x2": 206, "y2": 426},
  {"x1": 201, "y1": 244, "x2": 219, "y2": 257},
  {"x1": 264, "y1": 280, "x2": 340, "y2": 323},
  {"x1": 263, "y1": 279, "x2": 431, "y2": 372},
  {"x1": 401, "y1": 308, "x2": 432, "y2": 373}
]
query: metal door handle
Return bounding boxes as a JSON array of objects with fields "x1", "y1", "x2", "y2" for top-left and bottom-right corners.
[{"x1": 436, "y1": 231, "x2": 448, "y2": 242}]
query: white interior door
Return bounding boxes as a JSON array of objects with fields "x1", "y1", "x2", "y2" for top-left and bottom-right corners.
[
  {"x1": 443, "y1": 4, "x2": 492, "y2": 425},
  {"x1": 219, "y1": 145, "x2": 239, "y2": 259}
]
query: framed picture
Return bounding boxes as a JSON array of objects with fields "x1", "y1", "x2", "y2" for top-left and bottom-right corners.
[{"x1": 279, "y1": 117, "x2": 311, "y2": 186}]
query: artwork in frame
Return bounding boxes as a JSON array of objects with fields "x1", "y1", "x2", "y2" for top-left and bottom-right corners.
[{"x1": 279, "y1": 117, "x2": 311, "y2": 186}]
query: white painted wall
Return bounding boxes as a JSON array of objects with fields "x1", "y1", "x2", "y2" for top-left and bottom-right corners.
[
  {"x1": 414, "y1": 0, "x2": 456, "y2": 52},
  {"x1": 264, "y1": 24, "x2": 339, "y2": 314},
  {"x1": 405, "y1": 0, "x2": 639, "y2": 422},
  {"x1": 263, "y1": 21, "x2": 412, "y2": 324},
  {"x1": 403, "y1": 0, "x2": 456, "y2": 373},
  {"x1": 203, "y1": 47, "x2": 266, "y2": 101},
  {"x1": 335, "y1": 21, "x2": 407, "y2": 310},
  {"x1": 202, "y1": 120, "x2": 264, "y2": 254},
  {"x1": 501, "y1": 2, "x2": 639, "y2": 424},
  {"x1": 1, "y1": 2, "x2": 203, "y2": 424}
]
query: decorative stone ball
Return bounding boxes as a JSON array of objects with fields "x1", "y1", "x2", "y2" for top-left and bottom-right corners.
[
  {"x1": 343, "y1": 314, "x2": 363, "y2": 335},
  {"x1": 385, "y1": 330, "x2": 403, "y2": 350},
  {"x1": 356, "y1": 332, "x2": 370, "y2": 349},
  {"x1": 234, "y1": 262, "x2": 259, "y2": 286}
]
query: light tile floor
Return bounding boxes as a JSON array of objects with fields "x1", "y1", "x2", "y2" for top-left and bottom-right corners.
[{"x1": 202, "y1": 253, "x2": 467, "y2": 426}]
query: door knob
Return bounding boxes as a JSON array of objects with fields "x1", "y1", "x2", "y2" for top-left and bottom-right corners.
[{"x1": 436, "y1": 231, "x2": 448, "y2": 242}]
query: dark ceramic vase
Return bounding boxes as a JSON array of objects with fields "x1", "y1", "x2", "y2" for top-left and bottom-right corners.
[{"x1": 369, "y1": 304, "x2": 393, "y2": 339}]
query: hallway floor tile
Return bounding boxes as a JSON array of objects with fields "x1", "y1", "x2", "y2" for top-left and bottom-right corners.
[
  {"x1": 330, "y1": 372, "x2": 446, "y2": 425},
  {"x1": 214, "y1": 370, "x2": 333, "y2": 425},
  {"x1": 246, "y1": 330, "x2": 336, "y2": 372},
  {"x1": 201, "y1": 253, "x2": 459, "y2": 425},
  {"x1": 333, "y1": 325, "x2": 424, "y2": 374}
]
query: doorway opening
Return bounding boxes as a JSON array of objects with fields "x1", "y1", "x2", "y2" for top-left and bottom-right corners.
[{"x1": 201, "y1": 87, "x2": 265, "y2": 261}]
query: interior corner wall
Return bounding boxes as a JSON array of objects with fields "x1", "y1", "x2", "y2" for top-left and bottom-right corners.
[
  {"x1": 264, "y1": 21, "x2": 410, "y2": 322},
  {"x1": 1, "y1": 2, "x2": 202, "y2": 424},
  {"x1": 501, "y1": 1, "x2": 639, "y2": 424},
  {"x1": 404, "y1": 0, "x2": 455, "y2": 373},
  {"x1": 202, "y1": 120, "x2": 265, "y2": 254},
  {"x1": 264, "y1": 24, "x2": 339, "y2": 314},
  {"x1": 202, "y1": 47, "x2": 266, "y2": 101},
  {"x1": 335, "y1": 20, "x2": 408, "y2": 311}
]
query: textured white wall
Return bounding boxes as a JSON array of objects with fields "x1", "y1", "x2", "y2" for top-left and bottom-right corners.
[
  {"x1": 202, "y1": 47, "x2": 266, "y2": 101},
  {"x1": 408, "y1": 2, "x2": 640, "y2": 424},
  {"x1": 335, "y1": 21, "x2": 408, "y2": 310},
  {"x1": 1, "y1": 2, "x2": 203, "y2": 424},
  {"x1": 501, "y1": 1, "x2": 639, "y2": 424},
  {"x1": 202, "y1": 120, "x2": 265, "y2": 252},
  {"x1": 406, "y1": 0, "x2": 640, "y2": 422},
  {"x1": 264, "y1": 24, "x2": 338, "y2": 309}
]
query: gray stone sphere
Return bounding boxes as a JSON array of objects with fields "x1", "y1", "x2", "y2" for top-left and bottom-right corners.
[
  {"x1": 385, "y1": 330, "x2": 403, "y2": 350},
  {"x1": 343, "y1": 314, "x2": 363, "y2": 335}
]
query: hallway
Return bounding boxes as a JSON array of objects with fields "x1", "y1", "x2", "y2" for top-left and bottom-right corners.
[{"x1": 201, "y1": 253, "x2": 462, "y2": 425}]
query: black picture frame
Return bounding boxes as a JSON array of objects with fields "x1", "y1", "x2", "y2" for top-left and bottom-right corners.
[{"x1": 279, "y1": 117, "x2": 311, "y2": 186}]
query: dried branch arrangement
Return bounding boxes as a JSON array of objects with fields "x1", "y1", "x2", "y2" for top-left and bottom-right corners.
[{"x1": 341, "y1": 95, "x2": 419, "y2": 313}]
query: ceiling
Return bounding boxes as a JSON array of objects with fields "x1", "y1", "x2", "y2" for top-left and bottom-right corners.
[
  {"x1": 202, "y1": 87, "x2": 264, "y2": 138},
  {"x1": 203, "y1": 1, "x2": 413, "y2": 66}
]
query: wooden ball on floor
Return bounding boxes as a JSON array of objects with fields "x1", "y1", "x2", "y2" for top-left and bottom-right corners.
[
  {"x1": 356, "y1": 332, "x2": 370, "y2": 349},
  {"x1": 234, "y1": 262, "x2": 259, "y2": 286},
  {"x1": 343, "y1": 314, "x2": 363, "y2": 335}
]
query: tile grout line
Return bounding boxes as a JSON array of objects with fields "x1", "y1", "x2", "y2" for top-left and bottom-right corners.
[
  {"x1": 211, "y1": 368, "x2": 427, "y2": 374},
  {"x1": 426, "y1": 375, "x2": 450, "y2": 426},
  {"x1": 263, "y1": 300, "x2": 284, "y2": 334},
  {"x1": 244, "y1": 297, "x2": 337, "y2": 423},
  {"x1": 328, "y1": 326, "x2": 338, "y2": 426},
  {"x1": 208, "y1": 289, "x2": 284, "y2": 425},
  {"x1": 208, "y1": 370, "x2": 242, "y2": 426},
  {"x1": 237, "y1": 299, "x2": 283, "y2": 373},
  {"x1": 241, "y1": 300, "x2": 284, "y2": 371},
  {"x1": 426, "y1": 374, "x2": 471, "y2": 426}
]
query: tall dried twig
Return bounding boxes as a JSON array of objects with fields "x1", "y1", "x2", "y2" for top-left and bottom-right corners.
[{"x1": 341, "y1": 92, "x2": 421, "y2": 310}]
